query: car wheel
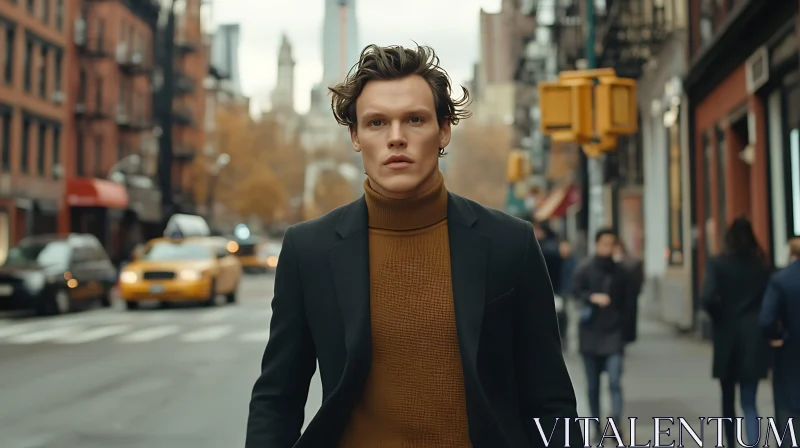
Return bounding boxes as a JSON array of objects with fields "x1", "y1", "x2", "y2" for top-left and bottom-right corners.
[
  {"x1": 124, "y1": 300, "x2": 140, "y2": 310},
  {"x1": 54, "y1": 289, "x2": 71, "y2": 315},
  {"x1": 225, "y1": 288, "x2": 237, "y2": 304}
]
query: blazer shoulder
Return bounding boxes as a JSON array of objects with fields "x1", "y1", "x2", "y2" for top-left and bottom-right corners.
[{"x1": 284, "y1": 197, "x2": 361, "y2": 248}]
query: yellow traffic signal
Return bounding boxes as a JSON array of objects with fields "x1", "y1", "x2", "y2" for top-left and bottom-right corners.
[
  {"x1": 595, "y1": 76, "x2": 637, "y2": 136},
  {"x1": 539, "y1": 78, "x2": 593, "y2": 143},
  {"x1": 582, "y1": 134, "x2": 618, "y2": 158},
  {"x1": 507, "y1": 150, "x2": 527, "y2": 183}
]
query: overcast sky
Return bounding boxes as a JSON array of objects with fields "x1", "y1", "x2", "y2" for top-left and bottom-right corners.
[{"x1": 212, "y1": 0, "x2": 502, "y2": 114}]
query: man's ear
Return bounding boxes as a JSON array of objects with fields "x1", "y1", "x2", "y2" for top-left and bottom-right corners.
[
  {"x1": 350, "y1": 127, "x2": 361, "y2": 152},
  {"x1": 438, "y1": 121, "x2": 452, "y2": 149}
]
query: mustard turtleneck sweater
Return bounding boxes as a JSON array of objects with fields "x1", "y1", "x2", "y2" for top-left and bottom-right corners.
[{"x1": 337, "y1": 172, "x2": 472, "y2": 448}]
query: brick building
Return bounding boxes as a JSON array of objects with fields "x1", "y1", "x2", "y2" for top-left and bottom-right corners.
[
  {"x1": 0, "y1": 0, "x2": 71, "y2": 260},
  {"x1": 62, "y1": 0, "x2": 158, "y2": 263},
  {"x1": 170, "y1": 0, "x2": 207, "y2": 214}
]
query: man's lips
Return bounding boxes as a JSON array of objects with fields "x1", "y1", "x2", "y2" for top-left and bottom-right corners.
[{"x1": 384, "y1": 155, "x2": 413, "y2": 165}]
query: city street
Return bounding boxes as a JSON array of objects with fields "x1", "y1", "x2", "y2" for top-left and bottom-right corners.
[{"x1": 0, "y1": 279, "x2": 777, "y2": 448}]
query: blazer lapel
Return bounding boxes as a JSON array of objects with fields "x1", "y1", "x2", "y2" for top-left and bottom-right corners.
[
  {"x1": 328, "y1": 196, "x2": 372, "y2": 363},
  {"x1": 447, "y1": 193, "x2": 489, "y2": 371}
]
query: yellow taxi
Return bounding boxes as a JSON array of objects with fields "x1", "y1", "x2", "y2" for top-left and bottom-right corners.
[
  {"x1": 228, "y1": 236, "x2": 279, "y2": 273},
  {"x1": 118, "y1": 236, "x2": 243, "y2": 309}
]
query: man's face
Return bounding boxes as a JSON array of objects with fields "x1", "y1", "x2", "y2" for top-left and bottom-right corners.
[
  {"x1": 595, "y1": 234, "x2": 617, "y2": 258},
  {"x1": 350, "y1": 75, "x2": 450, "y2": 199}
]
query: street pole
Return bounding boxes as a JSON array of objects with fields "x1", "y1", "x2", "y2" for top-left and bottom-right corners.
[
  {"x1": 585, "y1": 0, "x2": 604, "y2": 254},
  {"x1": 157, "y1": 0, "x2": 176, "y2": 229}
]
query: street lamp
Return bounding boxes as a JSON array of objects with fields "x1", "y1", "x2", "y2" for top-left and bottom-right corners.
[{"x1": 205, "y1": 153, "x2": 230, "y2": 227}]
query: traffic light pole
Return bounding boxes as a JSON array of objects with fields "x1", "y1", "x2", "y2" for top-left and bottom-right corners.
[{"x1": 585, "y1": 0, "x2": 604, "y2": 254}]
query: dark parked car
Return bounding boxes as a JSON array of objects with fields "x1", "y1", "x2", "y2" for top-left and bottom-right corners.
[{"x1": 0, "y1": 234, "x2": 117, "y2": 315}]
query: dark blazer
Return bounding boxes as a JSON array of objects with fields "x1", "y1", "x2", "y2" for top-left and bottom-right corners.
[
  {"x1": 759, "y1": 260, "x2": 800, "y2": 412},
  {"x1": 701, "y1": 254, "x2": 771, "y2": 380},
  {"x1": 245, "y1": 192, "x2": 582, "y2": 448}
]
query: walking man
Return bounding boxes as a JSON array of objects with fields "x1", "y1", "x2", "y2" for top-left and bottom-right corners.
[
  {"x1": 759, "y1": 237, "x2": 800, "y2": 443},
  {"x1": 573, "y1": 228, "x2": 632, "y2": 437},
  {"x1": 246, "y1": 44, "x2": 582, "y2": 447}
]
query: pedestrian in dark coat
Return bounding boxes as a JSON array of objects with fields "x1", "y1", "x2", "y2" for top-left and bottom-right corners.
[{"x1": 700, "y1": 216, "x2": 771, "y2": 446}]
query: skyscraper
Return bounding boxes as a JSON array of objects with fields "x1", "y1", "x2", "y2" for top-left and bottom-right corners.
[
  {"x1": 321, "y1": 0, "x2": 360, "y2": 91},
  {"x1": 271, "y1": 34, "x2": 295, "y2": 112}
]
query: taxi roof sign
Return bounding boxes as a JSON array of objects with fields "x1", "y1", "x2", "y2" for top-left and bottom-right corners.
[{"x1": 164, "y1": 214, "x2": 211, "y2": 239}]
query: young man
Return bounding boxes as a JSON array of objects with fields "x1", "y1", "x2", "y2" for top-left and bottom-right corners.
[
  {"x1": 759, "y1": 237, "x2": 800, "y2": 442},
  {"x1": 573, "y1": 228, "x2": 632, "y2": 436},
  {"x1": 246, "y1": 44, "x2": 581, "y2": 448}
]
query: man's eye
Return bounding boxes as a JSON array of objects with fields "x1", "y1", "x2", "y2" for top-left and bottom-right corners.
[
  {"x1": 409, "y1": 117, "x2": 423, "y2": 123},
  {"x1": 369, "y1": 120, "x2": 382, "y2": 126}
]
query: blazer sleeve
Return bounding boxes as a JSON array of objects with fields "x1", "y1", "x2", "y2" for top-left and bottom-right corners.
[
  {"x1": 514, "y1": 222, "x2": 583, "y2": 447},
  {"x1": 246, "y1": 227, "x2": 317, "y2": 448}
]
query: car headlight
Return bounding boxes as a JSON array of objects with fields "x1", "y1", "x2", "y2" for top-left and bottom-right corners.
[
  {"x1": 553, "y1": 295, "x2": 564, "y2": 313},
  {"x1": 177, "y1": 270, "x2": 202, "y2": 281},
  {"x1": 120, "y1": 271, "x2": 138, "y2": 283}
]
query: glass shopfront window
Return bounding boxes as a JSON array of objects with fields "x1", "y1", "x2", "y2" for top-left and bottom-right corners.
[
  {"x1": 784, "y1": 74, "x2": 800, "y2": 238},
  {"x1": 666, "y1": 107, "x2": 683, "y2": 266},
  {"x1": 703, "y1": 133, "x2": 715, "y2": 258}
]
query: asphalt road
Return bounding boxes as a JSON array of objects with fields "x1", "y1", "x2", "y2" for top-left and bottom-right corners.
[{"x1": 0, "y1": 273, "x2": 324, "y2": 448}]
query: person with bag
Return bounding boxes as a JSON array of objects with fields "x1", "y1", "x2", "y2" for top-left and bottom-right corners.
[
  {"x1": 572, "y1": 228, "x2": 632, "y2": 436},
  {"x1": 700, "y1": 216, "x2": 771, "y2": 447}
]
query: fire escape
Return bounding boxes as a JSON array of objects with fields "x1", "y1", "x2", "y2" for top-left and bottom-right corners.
[
  {"x1": 170, "y1": 11, "x2": 199, "y2": 212},
  {"x1": 596, "y1": 0, "x2": 666, "y2": 187},
  {"x1": 115, "y1": 25, "x2": 154, "y2": 169},
  {"x1": 73, "y1": 3, "x2": 115, "y2": 179}
]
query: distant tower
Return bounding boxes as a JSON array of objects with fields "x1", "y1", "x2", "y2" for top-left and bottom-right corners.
[
  {"x1": 321, "y1": 0, "x2": 359, "y2": 93},
  {"x1": 271, "y1": 33, "x2": 295, "y2": 112}
]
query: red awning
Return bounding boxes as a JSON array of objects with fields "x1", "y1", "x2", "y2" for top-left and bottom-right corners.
[
  {"x1": 535, "y1": 184, "x2": 580, "y2": 222},
  {"x1": 66, "y1": 178, "x2": 129, "y2": 209}
]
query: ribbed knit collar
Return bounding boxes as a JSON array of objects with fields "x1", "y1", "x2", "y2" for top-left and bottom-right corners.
[{"x1": 363, "y1": 171, "x2": 448, "y2": 231}]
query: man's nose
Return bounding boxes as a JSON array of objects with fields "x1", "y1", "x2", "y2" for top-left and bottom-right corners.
[{"x1": 387, "y1": 122, "x2": 407, "y2": 148}]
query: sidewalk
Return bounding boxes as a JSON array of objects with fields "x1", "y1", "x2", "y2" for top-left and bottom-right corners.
[{"x1": 562, "y1": 311, "x2": 775, "y2": 445}]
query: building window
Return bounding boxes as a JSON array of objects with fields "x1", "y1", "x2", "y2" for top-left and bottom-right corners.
[
  {"x1": 52, "y1": 126, "x2": 60, "y2": 177},
  {"x1": 37, "y1": 123, "x2": 46, "y2": 176},
  {"x1": 55, "y1": 0, "x2": 63, "y2": 30},
  {"x1": 716, "y1": 126, "x2": 727, "y2": 240},
  {"x1": 78, "y1": 69, "x2": 87, "y2": 103},
  {"x1": 95, "y1": 76, "x2": 103, "y2": 112},
  {"x1": 667, "y1": 116, "x2": 683, "y2": 266},
  {"x1": 38, "y1": 46, "x2": 48, "y2": 98},
  {"x1": 96, "y1": 20, "x2": 105, "y2": 53},
  {"x1": 94, "y1": 136, "x2": 103, "y2": 177},
  {"x1": 23, "y1": 38, "x2": 33, "y2": 92},
  {"x1": 54, "y1": 50, "x2": 62, "y2": 94},
  {"x1": 21, "y1": 119, "x2": 30, "y2": 173},
  {"x1": 700, "y1": 0, "x2": 716, "y2": 46},
  {"x1": 703, "y1": 132, "x2": 714, "y2": 256},
  {"x1": 3, "y1": 27, "x2": 14, "y2": 84},
  {"x1": 1, "y1": 114, "x2": 10, "y2": 172},
  {"x1": 42, "y1": 0, "x2": 50, "y2": 23},
  {"x1": 76, "y1": 130, "x2": 85, "y2": 176}
]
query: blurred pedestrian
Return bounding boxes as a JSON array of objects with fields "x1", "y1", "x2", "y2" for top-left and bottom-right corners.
[
  {"x1": 701, "y1": 216, "x2": 771, "y2": 447},
  {"x1": 558, "y1": 240, "x2": 577, "y2": 299},
  {"x1": 612, "y1": 241, "x2": 643, "y2": 344},
  {"x1": 573, "y1": 228, "x2": 633, "y2": 435},
  {"x1": 246, "y1": 43, "x2": 582, "y2": 448},
  {"x1": 759, "y1": 237, "x2": 800, "y2": 442}
]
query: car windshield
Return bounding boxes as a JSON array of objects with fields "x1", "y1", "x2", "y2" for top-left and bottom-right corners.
[
  {"x1": 3, "y1": 241, "x2": 71, "y2": 269},
  {"x1": 143, "y1": 243, "x2": 211, "y2": 261}
]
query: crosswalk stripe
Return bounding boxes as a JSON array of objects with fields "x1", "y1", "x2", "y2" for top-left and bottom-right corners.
[
  {"x1": 198, "y1": 309, "x2": 237, "y2": 322},
  {"x1": 54, "y1": 325, "x2": 132, "y2": 344},
  {"x1": 239, "y1": 330, "x2": 270, "y2": 342},
  {"x1": 180, "y1": 325, "x2": 234, "y2": 342},
  {"x1": 0, "y1": 323, "x2": 43, "y2": 338},
  {"x1": 7, "y1": 326, "x2": 83, "y2": 344},
  {"x1": 118, "y1": 325, "x2": 181, "y2": 343}
]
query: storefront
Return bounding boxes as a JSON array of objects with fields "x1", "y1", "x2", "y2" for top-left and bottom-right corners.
[
  {"x1": 637, "y1": 30, "x2": 694, "y2": 329},
  {"x1": 762, "y1": 20, "x2": 800, "y2": 267},
  {"x1": 685, "y1": 0, "x2": 797, "y2": 336},
  {"x1": 64, "y1": 177, "x2": 129, "y2": 263}
]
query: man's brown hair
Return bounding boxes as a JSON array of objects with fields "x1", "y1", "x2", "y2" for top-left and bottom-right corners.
[{"x1": 329, "y1": 44, "x2": 471, "y2": 156}]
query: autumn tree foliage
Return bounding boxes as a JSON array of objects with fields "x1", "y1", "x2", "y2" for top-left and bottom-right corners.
[
  {"x1": 210, "y1": 109, "x2": 306, "y2": 223},
  {"x1": 446, "y1": 122, "x2": 511, "y2": 210},
  {"x1": 311, "y1": 168, "x2": 356, "y2": 217}
]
